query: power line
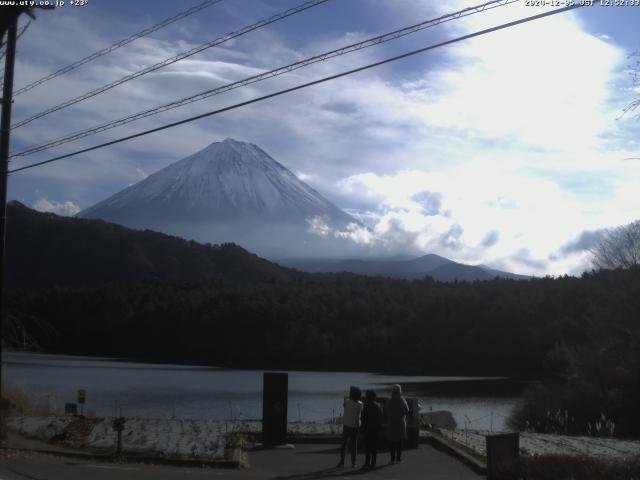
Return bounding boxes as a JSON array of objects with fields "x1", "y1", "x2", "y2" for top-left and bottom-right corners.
[
  {"x1": 1, "y1": 21, "x2": 32, "y2": 57},
  {"x1": 11, "y1": 0, "x2": 332, "y2": 129},
  {"x1": 0, "y1": 20, "x2": 31, "y2": 70},
  {"x1": 12, "y1": 0, "x2": 519, "y2": 159},
  {"x1": 9, "y1": 4, "x2": 583, "y2": 175},
  {"x1": 10, "y1": 0, "x2": 223, "y2": 96}
]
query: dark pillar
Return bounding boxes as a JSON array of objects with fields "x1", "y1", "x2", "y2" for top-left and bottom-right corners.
[
  {"x1": 486, "y1": 432, "x2": 519, "y2": 479},
  {"x1": 262, "y1": 372, "x2": 288, "y2": 445}
]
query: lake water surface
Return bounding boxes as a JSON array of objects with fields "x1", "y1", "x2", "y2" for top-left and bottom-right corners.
[{"x1": 3, "y1": 352, "x2": 518, "y2": 431}]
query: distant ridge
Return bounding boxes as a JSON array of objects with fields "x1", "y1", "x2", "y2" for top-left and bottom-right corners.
[
  {"x1": 280, "y1": 254, "x2": 529, "y2": 282},
  {"x1": 6, "y1": 202, "x2": 527, "y2": 288}
]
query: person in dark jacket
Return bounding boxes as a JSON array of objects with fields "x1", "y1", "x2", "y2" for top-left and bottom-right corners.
[
  {"x1": 360, "y1": 389, "x2": 382, "y2": 468},
  {"x1": 386, "y1": 384, "x2": 409, "y2": 464}
]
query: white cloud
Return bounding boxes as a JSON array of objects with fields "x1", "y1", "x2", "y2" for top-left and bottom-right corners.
[
  {"x1": 33, "y1": 198, "x2": 81, "y2": 217},
  {"x1": 333, "y1": 223, "x2": 375, "y2": 245},
  {"x1": 403, "y1": 8, "x2": 625, "y2": 159},
  {"x1": 333, "y1": 162, "x2": 638, "y2": 275},
  {"x1": 307, "y1": 216, "x2": 374, "y2": 245},
  {"x1": 306, "y1": 216, "x2": 332, "y2": 237}
]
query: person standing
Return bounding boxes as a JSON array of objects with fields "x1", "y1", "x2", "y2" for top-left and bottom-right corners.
[
  {"x1": 386, "y1": 384, "x2": 409, "y2": 464},
  {"x1": 361, "y1": 389, "x2": 382, "y2": 468},
  {"x1": 337, "y1": 386, "x2": 363, "y2": 468}
]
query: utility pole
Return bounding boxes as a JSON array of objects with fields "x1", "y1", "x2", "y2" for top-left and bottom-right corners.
[
  {"x1": 0, "y1": 4, "x2": 53, "y2": 443},
  {"x1": 0, "y1": 9, "x2": 19, "y2": 443}
]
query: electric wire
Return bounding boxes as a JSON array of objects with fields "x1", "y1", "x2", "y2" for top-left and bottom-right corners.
[
  {"x1": 0, "y1": 21, "x2": 31, "y2": 81},
  {"x1": 2, "y1": 21, "x2": 32, "y2": 58},
  {"x1": 11, "y1": 0, "x2": 223, "y2": 96},
  {"x1": 11, "y1": 0, "x2": 519, "y2": 159},
  {"x1": 9, "y1": 4, "x2": 582, "y2": 174},
  {"x1": 11, "y1": 0, "x2": 332, "y2": 129}
]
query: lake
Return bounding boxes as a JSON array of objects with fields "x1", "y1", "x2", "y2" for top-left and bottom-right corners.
[{"x1": 2, "y1": 351, "x2": 519, "y2": 431}]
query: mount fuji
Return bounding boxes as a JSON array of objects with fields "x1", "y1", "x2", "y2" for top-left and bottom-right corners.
[{"x1": 77, "y1": 138, "x2": 362, "y2": 258}]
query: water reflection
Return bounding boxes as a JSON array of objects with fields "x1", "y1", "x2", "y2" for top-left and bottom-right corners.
[{"x1": 3, "y1": 351, "x2": 518, "y2": 430}]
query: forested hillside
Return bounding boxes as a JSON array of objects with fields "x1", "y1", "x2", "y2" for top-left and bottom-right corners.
[
  {"x1": 6, "y1": 201, "x2": 300, "y2": 288},
  {"x1": 8, "y1": 268, "x2": 639, "y2": 377}
]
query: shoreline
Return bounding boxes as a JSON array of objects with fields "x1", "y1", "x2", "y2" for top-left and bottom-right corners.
[
  {"x1": 2, "y1": 350, "x2": 537, "y2": 379},
  {"x1": 399, "y1": 378, "x2": 532, "y2": 398}
]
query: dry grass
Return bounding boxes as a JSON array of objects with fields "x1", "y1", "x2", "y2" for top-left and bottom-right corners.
[
  {"x1": 1, "y1": 384, "x2": 62, "y2": 416},
  {"x1": 0, "y1": 449, "x2": 47, "y2": 461}
]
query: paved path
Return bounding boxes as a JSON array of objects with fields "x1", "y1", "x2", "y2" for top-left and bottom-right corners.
[
  {"x1": 249, "y1": 443, "x2": 482, "y2": 480},
  {"x1": 0, "y1": 442, "x2": 481, "y2": 480}
]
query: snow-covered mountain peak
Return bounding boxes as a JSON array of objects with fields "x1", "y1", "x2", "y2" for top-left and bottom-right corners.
[
  {"x1": 78, "y1": 138, "x2": 356, "y2": 227},
  {"x1": 177, "y1": 138, "x2": 289, "y2": 178}
]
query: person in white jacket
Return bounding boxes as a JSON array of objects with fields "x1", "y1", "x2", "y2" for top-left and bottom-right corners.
[{"x1": 337, "y1": 386, "x2": 363, "y2": 468}]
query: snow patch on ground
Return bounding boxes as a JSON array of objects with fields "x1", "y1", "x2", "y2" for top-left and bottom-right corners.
[
  {"x1": 6, "y1": 416, "x2": 342, "y2": 460},
  {"x1": 7, "y1": 416, "x2": 74, "y2": 440},
  {"x1": 85, "y1": 418, "x2": 228, "y2": 458},
  {"x1": 15, "y1": 416, "x2": 636, "y2": 461},
  {"x1": 7, "y1": 416, "x2": 228, "y2": 459},
  {"x1": 440, "y1": 429, "x2": 640, "y2": 460}
]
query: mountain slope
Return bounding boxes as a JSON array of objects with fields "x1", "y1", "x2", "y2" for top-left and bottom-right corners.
[
  {"x1": 6, "y1": 201, "x2": 300, "y2": 289},
  {"x1": 77, "y1": 139, "x2": 361, "y2": 257},
  {"x1": 79, "y1": 138, "x2": 354, "y2": 224},
  {"x1": 5, "y1": 202, "x2": 524, "y2": 289}
]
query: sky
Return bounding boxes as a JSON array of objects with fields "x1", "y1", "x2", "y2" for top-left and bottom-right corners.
[{"x1": 4, "y1": 0, "x2": 640, "y2": 276}]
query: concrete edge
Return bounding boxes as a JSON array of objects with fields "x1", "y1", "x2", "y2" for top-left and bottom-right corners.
[
  {"x1": 0, "y1": 446, "x2": 241, "y2": 469},
  {"x1": 286, "y1": 435, "x2": 341, "y2": 444},
  {"x1": 247, "y1": 433, "x2": 434, "y2": 449},
  {"x1": 253, "y1": 434, "x2": 430, "y2": 447},
  {"x1": 425, "y1": 432, "x2": 487, "y2": 475}
]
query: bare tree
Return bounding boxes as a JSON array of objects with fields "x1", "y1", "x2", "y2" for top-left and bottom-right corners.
[
  {"x1": 591, "y1": 220, "x2": 640, "y2": 270},
  {"x1": 621, "y1": 51, "x2": 640, "y2": 118}
]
